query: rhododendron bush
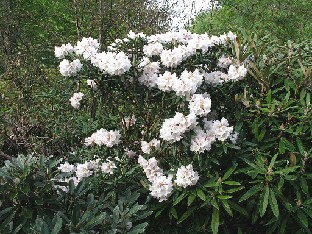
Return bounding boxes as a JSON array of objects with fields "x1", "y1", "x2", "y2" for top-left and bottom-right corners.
[{"x1": 53, "y1": 30, "x2": 248, "y2": 232}]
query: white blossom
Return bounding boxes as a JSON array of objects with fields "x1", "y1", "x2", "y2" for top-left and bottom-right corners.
[
  {"x1": 100, "y1": 160, "x2": 117, "y2": 174},
  {"x1": 84, "y1": 128, "x2": 121, "y2": 147},
  {"x1": 59, "y1": 59, "x2": 82, "y2": 77},
  {"x1": 55, "y1": 43, "x2": 74, "y2": 59},
  {"x1": 75, "y1": 37, "x2": 100, "y2": 60},
  {"x1": 69, "y1": 92, "x2": 84, "y2": 109},
  {"x1": 189, "y1": 93, "x2": 212, "y2": 116},
  {"x1": 175, "y1": 164, "x2": 199, "y2": 188},
  {"x1": 58, "y1": 162, "x2": 75, "y2": 173},
  {"x1": 138, "y1": 155, "x2": 163, "y2": 182},
  {"x1": 149, "y1": 175, "x2": 173, "y2": 202}
]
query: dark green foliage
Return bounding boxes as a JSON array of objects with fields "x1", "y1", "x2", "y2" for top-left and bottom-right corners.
[
  {"x1": 191, "y1": 0, "x2": 312, "y2": 42},
  {"x1": 0, "y1": 154, "x2": 152, "y2": 233}
]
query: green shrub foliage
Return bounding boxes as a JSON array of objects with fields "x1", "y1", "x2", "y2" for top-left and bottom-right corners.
[{"x1": 0, "y1": 30, "x2": 311, "y2": 234}]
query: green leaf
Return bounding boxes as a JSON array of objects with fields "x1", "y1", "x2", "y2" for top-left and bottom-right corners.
[
  {"x1": 217, "y1": 195, "x2": 232, "y2": 200},
  {"x1": 223, "y1": 181, "x2": 241, "y2": 186},
  {"x1": 188, "y1": 193, "x2": 196, "y2": 206},
  {"x1": 281, "y1": 138, "x2": 295, "y2": 151},
  {"x1": 154, "y1": 207, "x2": 166, "y2": 218},
  {"x1": 226, "y1": 186, "x2": 245, "y2": 194},
  {"x1": 170, "y1": 207, "x2": 178, "y2": 219},
  {"x1": 296, "y1": 137, "x2": 305, "y2": 155},
  {"x1": 300, "y1": 177, "x2": 309, "y2": 195},
  {"x1": 211, "y1": 199, "x2": 219, "y2": 210},
  {"x1": 197, "y1": 189, "x2": 206, "y2": 201},
  {"x1": 239, "y1": 184, "x2": 262, "y2": 202},
  {"x1": 221, "y1": 200, "x2": 233, "y2": 217},
  {"x1": 177, "y1": 207, "x2": 197, "y2": 224},
  {"x1": 297, "y1": 210, "x2": 308, "y2": 228},
  {"x1": 51, "y1": 213, "x2": 62, "y2": 234},
  {"x1": 173, "y1": 193, "x2": 186, "y2": 206},
  {"x1": 279, "y1": 140, "x2": 285, "y2": 154},
  {"x1": 211, "y1": 207, "x2": 219, "y2": 234},
  {"x1": 277, "y1": 177, "x2": 284, "y2": 191},
  {"x1": 204, "y1": 181, "x2": 218, "y2": 188},
  {"x1": 260, "y1": 186, "x2": 269, "y2": 217},
  {"x1": 222, "y1": 164, "x2": 237, "y2": 180},
  {"x1": 269, "y1": 188, "x2": 279, "y2": 217},
  {"x1": 269, "y1": 154, "x2": 278, "y2": 168},
  {"x1": 128, "y1": 222, "x2": 148, "y2": 234}
]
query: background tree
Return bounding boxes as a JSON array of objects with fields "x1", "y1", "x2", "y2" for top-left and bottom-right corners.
[{"x1": 190, "y1": 0, "x2": 312, "y2": 41}]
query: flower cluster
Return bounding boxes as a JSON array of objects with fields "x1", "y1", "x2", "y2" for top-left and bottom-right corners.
[
  {"x1": 189, "y1": 93, "x2": 212, "y2": 116},
  {"x1": 69, "y1": 92, "x2": 84, "y2": 109},
  {"x1": 84, "y1": 128, "x2": 121, "y2": 147},
  {"x1": 138, "y1": 156, "x2": 199, "y2": 202},
  {"x1": 91, "y1": 51, "x2": 131, "y2": 76},
  {"x1": 75, "y1": 37, "x2": 100, "y2": 60},
  {"x1": 204, "y1": 62, "x2": 247, "y2": 86},
  {"x1": 141, "y1": 139, "x2": 160, "y2": 154},
  {"x1": 59, "y1": 59, "x2": 82, "y2": 77},
  {"x1": 55, "y1": 43, "x2": 74, "y2": 59},
  {"x1": 138, "y1": 156, "x2": 172, "y2": 202},
  {"x1": 174, "y1": 164, "x2": 199, "y2": 188},
  {"x1": 56, "y1": 158, "x2": 117, "y2": 192},
  {"x1": 138, "y1": 156, "x2": 163, "y2": 182},
  {"x1": 160, "y1": 112, "x2": 197, "y2": 142},
  {"x1": 190, "y1": 117, "x2": 234, "y2": 153}
]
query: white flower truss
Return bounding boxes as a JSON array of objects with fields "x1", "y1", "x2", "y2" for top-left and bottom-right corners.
[
  {"x1": 84, "y1": 128, "x2": 121, "y2": 147},
  {"x1": 175, "y1": 164, "x2": 199, "y2": 188},
  {"x1": 69, "y1": 92, "x2": 84, "y2": 109}
]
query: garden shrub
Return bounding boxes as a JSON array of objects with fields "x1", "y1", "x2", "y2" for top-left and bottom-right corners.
[{"x1": 0, "y1": 30, "x2": 311, "y2": 233}]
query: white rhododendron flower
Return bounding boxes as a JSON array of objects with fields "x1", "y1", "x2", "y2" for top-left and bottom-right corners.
[
  {"x1": 59, "y1": 59, "x2": 82, "y2": 77},
  {"x1": 143, "y1": 42, "x2": 164, "y2": 57},
  {"x1": 69, "y1": 92, "x2": 84, "y2": 109},
  {"x1": 173, "y1": 69, "x2": 203, "y2": 97},
  {"x1": 149, "y1": 175, "x2": 173, "y2": 202},
  {"x1": 175, "y1": 164, "x2": 199, "y2": 188},
  {"x1": 156, "y1": 71, "x2": 179, "y2": 92},
  {"x1": 100, "y1": 160, "x2": 117, "y2": 175},
  {"x1": 138, "y1": 59, "x2": 159, "y2": 87},
  {"x1": 55, "y1": 43, "x2": 74, "y2": 59},
  {"x1": 160, "y1": 112, "x2": 197, "y2": 142},
  {"x1": 138, "y1": 155, "x2": 163, "y2": 182},
  {"x1": 75, "y1": 37, "x2": 100, "y2": 60},
  {"x1": 140, "y1": 138, "x2": 160, "y2": 154},
  {"x1": 189, "y1": 93, "x2": 211, "y2": 116},
  {"x1": 91, "y1": 51, "x2": 131, "y2": 75},
  {"x1": 190, "y1": 126, "x2": 216, "y2": 153},
  {"x1": 84, "y1": 128, "x2": 121, "y2": 147},
  {"x1": 211, "y1": 117, "x2": 234, "y2": 142},
  {"x1": 204, "y1": 71, "x2": 228, "y2": 86},
  {"x1": 228, "y1": 64, "x2": 248, "y2": 81},
  {"x1": 76, "y1": 162, "x2": 93, "y2": 179},
  {"x1": 58, "y1": 162, "x2": 75, "y2": 173},
  {"x1": 160, "y1": 48, "x2": 183, "y2": 68},
  {"x1": 218, "y1": 56, "x2": 232, "y2": 68}
]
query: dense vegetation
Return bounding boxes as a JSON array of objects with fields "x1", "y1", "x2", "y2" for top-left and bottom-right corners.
[
  {"x1": 0, "y1": 0, "x2": 311, "y2": 233},
  {"x1": 191, "y1": 0, "x2": 312, "y2": 42}
]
